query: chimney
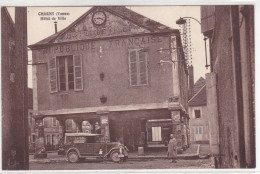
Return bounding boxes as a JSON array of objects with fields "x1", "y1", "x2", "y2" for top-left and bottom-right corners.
[
  {"x1": 188, "y1": 65, "x2": 194, "y2": 99},
  {"x1": 54, "y1": 21, "x2": 57, "y2": 33}
]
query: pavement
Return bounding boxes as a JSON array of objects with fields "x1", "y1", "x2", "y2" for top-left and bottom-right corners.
[{"x1": 30, "y1": 144, "x2": 210, "y2": 164}]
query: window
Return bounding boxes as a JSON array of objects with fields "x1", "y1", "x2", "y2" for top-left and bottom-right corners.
[
  {"x1": 152, "y1": 127, "x2": 162, "y2": 141},
  {"x1": 52, "y1": 117, "x2": 57, "y2": 127},
  {"x1": 49, "y1": 55, "x2": 83, "y2": 93},
  {"x1": 129, "y1": 49, "x2": 148, "y2": 86},
  {"x1": 194, "y1": 109, "x2": 201, "y2": 119},
  {"x1": 57, "y1": 56, "x2": 74, "y2": 91},
  {"x1": 195, "y1": 127, "x2": 203, "y2": 134}
]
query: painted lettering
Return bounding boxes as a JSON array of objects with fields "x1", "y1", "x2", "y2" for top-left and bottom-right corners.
[
  {"x1": 79, "y1": 43, "x2": 85, "y2": 50},
  {"x1": 66, "y1": 45, "x2": 70, "y2": 52},
  {"x1": 134, "y1": 38, "x2": 140, "y2": 45},
  {"x1": 140, "y1": 37, "x2": 146, "y2": 45},
  {"x1": 151, "y1": 36, "x2": 156, "y2": 43},
  {"x1": 115, "y1": 40, "x2": 120, "y2": 47},
  {"x1": 91, "y1": 42, "x2": 95, "y2": 50},
  {"x1": 54, "y1": 46, "x2": 59, "y2": 53},
  {"x1": 128, "y1": 38, "x2": 134, "y2": 46},
  {"x1": 60, "y1": 45, "x2": 63, "y2": 52}
]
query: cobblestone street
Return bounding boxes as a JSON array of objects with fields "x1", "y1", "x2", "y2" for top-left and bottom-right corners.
[{"x1": 29, "y1": 158, "x2": 214, "y2": 170}]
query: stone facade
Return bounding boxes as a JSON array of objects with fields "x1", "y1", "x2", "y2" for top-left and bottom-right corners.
[{"x1": 29, "y1": 6, "x2": 190, "y2": 152}]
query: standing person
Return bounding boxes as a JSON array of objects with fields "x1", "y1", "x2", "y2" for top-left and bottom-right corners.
[{"x1": 168, "y1": 134, "x2": 177, "y2": 163}]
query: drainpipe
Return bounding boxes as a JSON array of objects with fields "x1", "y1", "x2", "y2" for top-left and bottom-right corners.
[{"x1": 230, "y1": 5, "x2": 246, "y2": 168}]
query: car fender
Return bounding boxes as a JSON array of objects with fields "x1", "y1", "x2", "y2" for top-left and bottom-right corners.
[
  {"x1": 66, "y1": 147, "x2": 81, "y2": 157},
  {"x1": 105, "y1": 147, "x2": 119, "y2": 157}
]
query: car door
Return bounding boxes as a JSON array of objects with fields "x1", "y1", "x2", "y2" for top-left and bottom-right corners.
[
  {"x1": 73, "y1": 137, "x2": 86, "y2": 156},
  {"x1": 85, "y1": 136, "x2": 106, "y2": 156}
]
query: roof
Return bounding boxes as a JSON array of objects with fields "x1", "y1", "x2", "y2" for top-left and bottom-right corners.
[
  {"x1": 29, "y1": 6, "x2": 178, "y2": 49},
  {"x1": 188, "y1": 85, "x2": 207, "y2": 106},
  {"x1": 65, "y1": 133, "x2": 102, "y2": 137},
  {"x1": 193, "y1": 77, "x2": 205, "y2": 95}
]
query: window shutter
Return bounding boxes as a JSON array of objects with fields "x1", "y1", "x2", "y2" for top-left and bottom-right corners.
[
  {"x1": 73, "y1": 54, "x2": 83, "y2": 91},
  {"x1": 129, "y1": 50, "x2": 138, "y2": 86},
  {"x1": 49, "y1": 57, "x2": 58, "y2": 93},
  {"x1": 139, "y1": 51, "x2": 148, "y2": 85},
  {"x1": 201, "y1": 6, "x2": 215, "y2": 33}
]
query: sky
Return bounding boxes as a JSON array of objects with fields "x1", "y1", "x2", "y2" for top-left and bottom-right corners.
[{"x1": 7, "y1": 6, "x2": 210, "y2": 88}]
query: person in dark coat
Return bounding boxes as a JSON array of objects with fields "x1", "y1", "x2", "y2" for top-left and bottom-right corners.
[{"x1": 167, "y1": 134, "x2": 177, "y2": 163}]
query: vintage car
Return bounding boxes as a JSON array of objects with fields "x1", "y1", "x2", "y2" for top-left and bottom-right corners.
[{"x1": 60, "y1": 133, "x2": 128, "y2": 163}]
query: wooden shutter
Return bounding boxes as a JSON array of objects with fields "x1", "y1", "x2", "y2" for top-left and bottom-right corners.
[
  {"x1": 139, "y1": 51, "x2": 148, "y2": 85},
  {"x1": 49, "y1": 57, "x2": 57, "y2": 93},
  {"x1": 129, "y1": 50, "x2": 138, "y2": 86},
  {"x1": 73, "y1": 54, "x2": 83, "y2": 91},
  {"x1": 201, "y1": 6, "x2": 215, "y2": 33}
]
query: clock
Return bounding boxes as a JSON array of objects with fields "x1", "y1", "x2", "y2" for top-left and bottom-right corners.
[{"x1": 92, "y1": 11, "x2": 106, "y2": 25}]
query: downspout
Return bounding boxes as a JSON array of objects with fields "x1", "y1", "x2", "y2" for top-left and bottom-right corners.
[{"x1": 230, "y1": 5, "x2": 246, "y2": 168}]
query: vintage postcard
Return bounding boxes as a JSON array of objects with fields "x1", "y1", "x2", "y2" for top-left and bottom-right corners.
[{"x1": 1, "y1": 5, "x2": 256, "y2": 172}]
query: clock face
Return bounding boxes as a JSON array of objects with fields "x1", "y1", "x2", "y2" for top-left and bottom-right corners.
[{"x1": 92, "y1": 11, "x2": 106, "y2": 25}]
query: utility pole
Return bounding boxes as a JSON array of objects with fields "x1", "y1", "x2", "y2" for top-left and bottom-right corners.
[{"x1": 14, "y1": 7, "x2": 29, "y2": 170}]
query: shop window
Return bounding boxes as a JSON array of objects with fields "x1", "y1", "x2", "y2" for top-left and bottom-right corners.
[
  {"x1": 129, "y1": 49, "x2": 148, "y2": 86},
  {"x1": 151, "y1": 127, "x2": 162, "y2": 141},
  {"x1": 49, "y1": 55, "x2": 83, "y2": 93},
  {"x1": 194, "y1": 109, "x2": 201, "y2": 119}
]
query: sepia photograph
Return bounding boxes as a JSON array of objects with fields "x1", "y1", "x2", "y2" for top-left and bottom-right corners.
[{"x1": 1, "y1": 4, "x2": 256, "y2": 172}]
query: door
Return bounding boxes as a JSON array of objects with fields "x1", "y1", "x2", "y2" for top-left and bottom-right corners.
[
  {"x1": 85, "y1": 143, "x2": 106, "y2": 156},
  {"x1": 152, "y1": 127, "x2": 162, "y2": 141}
]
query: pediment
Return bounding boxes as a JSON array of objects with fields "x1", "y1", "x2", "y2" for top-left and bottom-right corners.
[{"x1": 54, "y1": 7, "x2": 151, "y2": 43}]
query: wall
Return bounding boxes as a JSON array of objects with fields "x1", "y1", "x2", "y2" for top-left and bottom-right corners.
[
  {"x1": 188, "y1": 105, "x2": 209, "y2": 143},
  {"x1": 205, "y1": 6, "x2": 241, "y2": 168},
  {"x1": 33, "y1": 34, "x2": 176, "y2": 111},
  {"x1": 1, "y1": 7, "x2": 15, "y2": 170}
]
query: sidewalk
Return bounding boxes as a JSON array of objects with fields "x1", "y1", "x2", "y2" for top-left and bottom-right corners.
[
  {"x1": 128, "y1": 144, "x2": 200, "y2": 160},
  {"x1": 30, "y1": 144, "x2": 206, "y2": 164}
]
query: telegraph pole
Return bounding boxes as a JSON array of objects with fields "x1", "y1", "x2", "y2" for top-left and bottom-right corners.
[{"x1": 14, "y1": 7, "x2": 29, "y2": 169}]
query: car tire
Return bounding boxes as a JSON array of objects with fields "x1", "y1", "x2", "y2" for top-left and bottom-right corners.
[
  {"x1": 67, "y1": 151, "x2": 79, "y2": 163},
  {"x1": 110, "y1": 150, "x2": 120, "y2": 163}
]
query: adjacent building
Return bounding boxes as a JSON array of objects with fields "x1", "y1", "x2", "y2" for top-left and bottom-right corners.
[
  {"x1": 29, "y1": 6, "x2": 190, "y2": 152},
  {"x1": 201, "y1": 5, "x2": 255, "y2": 168},
  {"x1": 188, "y1": 77, "x2": 209, "y2": 144},
  {"x1": 2, "y1": 7, "x2": 16, "y2": 169}
]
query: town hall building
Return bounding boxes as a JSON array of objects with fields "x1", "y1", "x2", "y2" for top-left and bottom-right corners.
[{"x1": 29, "y1": 6, "x2": 190, "y2": 153}]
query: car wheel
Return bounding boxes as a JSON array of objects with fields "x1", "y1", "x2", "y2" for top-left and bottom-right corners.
[
  {"x1": 110, "y1": 150, "x2": 120, "y2": 163},
  {"x1": 68, "y1": 151, "x2": 79, "y2": 163}
]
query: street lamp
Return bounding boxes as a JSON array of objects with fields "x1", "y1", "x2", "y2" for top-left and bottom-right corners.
[{"x1": 176, "y1": 17, "x2": 210, "y2": 69}]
